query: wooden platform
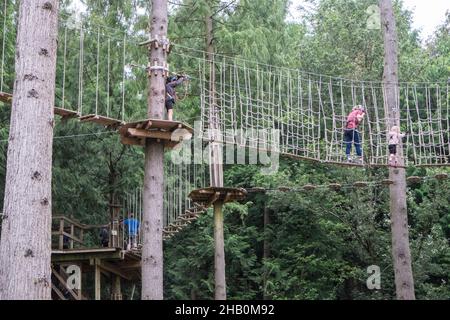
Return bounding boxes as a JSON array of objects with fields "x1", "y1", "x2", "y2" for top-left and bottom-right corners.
[
  {"x1": 119, "y1": 118, "x2": 193, "y2": 148},
  {"x1": 189, "y1": 187, "x2": 247, "y2": 206},
  {"x1": 52, "y1": 247, "x2": 141, "y2": 280},
  {"x1": 54, "y1": 107, "x2": 80, "y2": 120},
  {"x1": 0, "y1": 91, "x2": 12, "y2": 103},
  {"x1": 80, "y1": 114, "x2": 124, "y2": 129}
]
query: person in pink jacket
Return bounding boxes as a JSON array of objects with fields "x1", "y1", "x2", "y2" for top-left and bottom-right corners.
[{"x1": 344, "y1": 105, "x2": 366, "y2": 163}]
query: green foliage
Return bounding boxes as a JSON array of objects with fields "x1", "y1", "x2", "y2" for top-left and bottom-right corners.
[{"x1": 1, "y1": 0, "x2": 450, "y2": 300}]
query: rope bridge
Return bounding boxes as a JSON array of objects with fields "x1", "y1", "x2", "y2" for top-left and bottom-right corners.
[
  {"x1": 121, "y1": 161, "x2": 209, "y2": 246},
  {"x1": 195, "y1": 51, "x2": 450, "y2": 167},
  {"x1": 0, "y1": 6, "x2": 449, "y2": 168}
]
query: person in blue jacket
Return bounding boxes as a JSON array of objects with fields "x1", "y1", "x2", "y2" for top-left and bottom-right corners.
[{"x1": 123, "y1": 213, "x2": 140, "y2": 250}]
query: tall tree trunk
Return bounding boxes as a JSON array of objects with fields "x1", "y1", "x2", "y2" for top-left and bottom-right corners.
[
  {"x1": 206, "y1": 6, "x2": 226, "y2": 300},
  {"x1": 380, "y1": 0, "x2": 415, "y2": 300},
  {"x1": 0, "y1": 0, "x2": 59, "y2": 300},
  {"x1": 141, "y1": 0, "x2": 167, "y2": 300},
  {"x1": 263, "y1": 204, "x2": 271, "y2": 300},
  {"x1": 213, "y1": 201, "x2": 226, "y2": 300}
]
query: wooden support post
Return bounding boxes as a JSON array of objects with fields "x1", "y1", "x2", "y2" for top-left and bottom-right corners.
[
  {"x1": 59, "y1": 218, "x2": 64, "y2": 250},
  {"x1": 70, "y1": 224, "x2": 74, "y2": 249},
  {"x1": 214, "y1": 201, "x2": 226, "y2": 300},
  {"x1": 94, "y1": 262, "x2": 101, "y2": 300},
  {"x1": 111, "y1": 275, "x2": 122, "y2": 300},
  {"x1": 111, "y1": 205, "x2": 121, "y2": 248}
]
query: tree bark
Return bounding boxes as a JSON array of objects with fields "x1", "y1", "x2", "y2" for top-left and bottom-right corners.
[
  {"x1": 141, "y1": 0, "x2": 167, "y2": 300},
  {"x1": 380, "y1": 0, "x2": 415, "y2": 300},
  {"x1": 263, "y1": 204, "x2": 271, "y2": 300},
  {"x1": 214, "y1": 201, "x2": 226, "y2": 300},
  {"x1": 0, "y1": 0, "x2": 59, "y2": 300},
  {"x1": 206, "y1": 6, "x2": 226, "y2": 300}
]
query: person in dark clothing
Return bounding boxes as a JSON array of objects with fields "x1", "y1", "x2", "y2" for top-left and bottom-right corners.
[
  {"x1": 166, "y1": 75, "x2": 189, "y2": 121},
  {"x1": 100, "y1": 228, "x2": 109, "y2": 248},
  {"x1": 62, "y1": 235, "x2": 70, "y2": 249}
]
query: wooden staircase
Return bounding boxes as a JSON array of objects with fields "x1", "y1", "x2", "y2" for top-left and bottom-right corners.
[{"x1": 51, "y1": 265, "x2": 83, "y2": 300}]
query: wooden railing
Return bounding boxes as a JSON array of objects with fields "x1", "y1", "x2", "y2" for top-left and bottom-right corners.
[{"x1": 52, "y1": 215, "x2": 108, "y2": 250}]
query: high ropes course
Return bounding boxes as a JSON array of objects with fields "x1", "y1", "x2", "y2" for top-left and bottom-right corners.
[
  {"x1": 0, "y1": 4, "x2": 449, "y2": 300},
  {"x1": 0, "y1": 5, "x2": 448, "y2": 239}
]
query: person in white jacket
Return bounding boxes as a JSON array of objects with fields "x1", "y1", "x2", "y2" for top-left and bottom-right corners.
[{"x1": 388, "y1": 126, "x2": 405, "y2": 166}]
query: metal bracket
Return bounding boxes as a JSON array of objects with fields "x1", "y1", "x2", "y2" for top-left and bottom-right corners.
[
  {"x1": 139, "y1": 35, "x2": 171, "y2": 52},
  {"x1": 147, "y1": 61, "x2": 170, "y2": 77}
]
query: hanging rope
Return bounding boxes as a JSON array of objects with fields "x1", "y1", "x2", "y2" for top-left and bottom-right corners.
[
  {"x1": 95, "y1": 28, "x2": 100, "y2": 115},
  {"x1": 78, "y1": 26, "x2": 84, "y2": 116},
  {"x1": 121, "y1": 34, "x2": 126, "y2": 122},
  {"x1": 61, "y1": 27, "x2": 68, "y2": 109}
]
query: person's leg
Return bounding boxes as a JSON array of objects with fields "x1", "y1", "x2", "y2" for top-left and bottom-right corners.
[
  {"x1": 388, "y1": 145, "x2": 395, "y2": 165},
  {"x1": 344, "y1": 130, "x2": 352, "y2": 159},
  {"x1": 354, "y1": 130, "x2": 362, "y2": 157},
  {"x1": 166, "y1": 99, "x2": 174, "y2": 121}
]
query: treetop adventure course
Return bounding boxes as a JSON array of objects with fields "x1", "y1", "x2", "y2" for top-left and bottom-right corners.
[{"x1": 0, "y1": 0, "x2": 449, "y2": 301}]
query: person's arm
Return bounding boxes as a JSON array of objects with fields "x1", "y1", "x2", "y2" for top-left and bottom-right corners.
[
  {"x1": 356, "y1": 112, "x2": 365, "y2": 122},
  {"x1": 167, "y1": 76, "x2": 186, "y2": 88}
]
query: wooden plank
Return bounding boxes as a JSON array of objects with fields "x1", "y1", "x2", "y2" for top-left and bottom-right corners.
[
  {"x1": 122, "y1": 118, "x2": 193, "y2": 133},
  {"x1": 0, "y1": 92, "x2": 13, "y2": 103},
  {"x1": 51, "y1": 248, "x2": 123, "y2": 263},
  {"x1": 127, "y1": 128, "x2": 172, "y2": 140},
  {"x1": 51, "y1": 267, "x2": 79, "y2": 300},
  {"x1": 51, "y1": 283, "x2": 67, "y2": 300},
  {"x1": 119, "y1": 261, "x2": 141, "y2": 270},
  {"x1": 1, "y1": 93, "x2": 80, "y2": 121},
  {"x1": 52, "y1": 215, "x2": 85, "y2": 229},
  {"x1": 54, "y1": 107, "x2": 79, "y2": 119},
  {"x1": 98, "y1": 261, "x2": 132, "y2": 281},
  {"x1": 120, "y1": 135, "x2": 144, "y2": 147},
  {"x1": 79, "y1": 114, "x2": 124, "y2": 128},
  {"x1": 59, "y1": 219, "x2": 64, "y2": 250},
  {"x1": 52, "y1": 231, "x2": 83, "y2": 244}
]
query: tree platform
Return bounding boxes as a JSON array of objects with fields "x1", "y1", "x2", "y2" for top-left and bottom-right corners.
[
  {"x1": 189, "y1": 187, "x2": 247, "y2": 206},
  {"x1": 79, "y1": 114, "x2": 124, "y2": 129},
  {"x1": 119, "y1": 118, "x2": 193, "y2": 148}
]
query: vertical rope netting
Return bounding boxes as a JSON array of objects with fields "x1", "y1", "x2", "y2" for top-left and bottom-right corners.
[
  {"x1": 78, "y1": 26, "x2": 84, "y2": 116},
  {"x1": 0, "y1": 0, "x2": 8, "y2": 92},
  {"x1": 121, "y1": 34, "x2": 126, "y2": 122},
  {"x1": 447, "y1": 84, "x2": 450, "y2": 160},
  {"x1": 360, "y1": 82, "x2": 366, "y2": 162},
  {"x1": 95, "y1": 28, "x2": 100, "y2": 115},
  {"x1": 61, "y1": 27, "x2": 68, "y2": 109},
  {"x1": 193, "y1": 49, "x2": 450, "y2": 167},
  {"x1": 107, "y1": 38, "x2": 111, "y2": 117}
]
